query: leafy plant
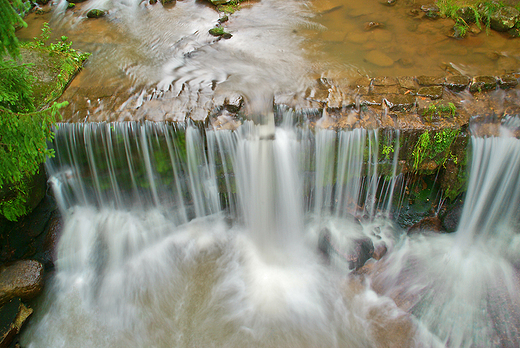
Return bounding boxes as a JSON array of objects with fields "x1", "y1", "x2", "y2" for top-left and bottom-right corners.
[
  {"x1": 412, "y1": 131, "x2": 431, "y2": 171},
  {"x1": 0, "y1": 22, "x2": 88, "y2": 220},
  {"x1": 0, "y1": 102, "x2": 67, "y2": 220},
  {"x1": 422, "y1": 102, "x2": 457, "y2": 120},
  {"x1": 382, "y1": 144, "x2": 394, "y2": 160},
  {"x1": 0, "y1": 60, "x2": 35, "y2": 113},
  {"x1": 412, "y1": 129, "x2": 460, "y2": 171}
]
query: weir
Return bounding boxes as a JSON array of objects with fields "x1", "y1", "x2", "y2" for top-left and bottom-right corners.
[{"x1": 21, "y1": 113, "x2": 520, "y2": 347}]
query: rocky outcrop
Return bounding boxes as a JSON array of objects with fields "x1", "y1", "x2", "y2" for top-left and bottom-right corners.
[
  {"x1": 0, "y1": 260, "x2": 44, "y2": 306},
  {"x1": 0, "y1": 298, "x2": 33, "y2": 348}
]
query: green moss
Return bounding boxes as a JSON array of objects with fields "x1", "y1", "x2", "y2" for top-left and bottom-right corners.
[
  {"x1": 411, "y1": 129, "x2": 461, "y2": 171},
  {"x1": 209, "y1": 27, "x2": 225, "y2": 36}
]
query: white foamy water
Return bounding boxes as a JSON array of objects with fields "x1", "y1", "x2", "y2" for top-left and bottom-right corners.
[{"x1": 23, "y1": 117, "x2": 520, "y2": 347}]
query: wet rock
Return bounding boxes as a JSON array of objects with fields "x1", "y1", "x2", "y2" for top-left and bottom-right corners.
[
  {"x1": 384, "y1": 94, "x2": 416, "y2": 111},
  {"x1": 373, "y1": 243, "x2": 388, "y2": 260},
  {"x1": 347, "y1": 238, "x2": 375, "y2": 270},
  {"x1": 35, "y1": 0, "x2": 50, "y2": 4},
  {"x1": 372, "y1": 76, "x2": 398, "y2": 86},
  {"x1": 318, "y1": 228, "x2": 332, "y2": 263},
  {"x1": 498, "y1": 74, "x2": 519, "y2": 89},
  {"x1": 444, "y1": 75, "x2": 470, "y2": 91},
  {"x1": 218, "y1": 15, "x2": 229, "y2": 23},
  {"x1": 40, "y1": 210, "x2": 62, "y2": 269},
  {"x1": 441, "y1": 198, "x2": 464, "y2": 232},
  {"x1": 489, "y1": 6, "x2": 520, "y2": 32},
  {"x1": 469, "y1": 76, "x2": 497, "y2": 93},
  {"x1": 86, "y1": 9, "x2": 106, "y2": 18},
  {"x1": 421, "y1": 4, "x2": 440, "y2": 19},
  {"x1": 508, "y1": 27, "x2": 520, "y2": 37},
  {"x1": 456, "y1": 6, "x2": 477, "y2": 23},
  {"x1": 161, "y1": 0, "x2": 175, "y2": 4},
  {"x1": 417, "y1": 85, "x2": 443, "y2": 99},
  {"x1": 0, "y1": 298, "x2": 32, "y2": 348},
  {"x1": 408, "y1": 216, "x2": 442, "y2": 234},
  {"x1": 352, "y1": 77, "x2": 371, "y2": 95},
  {"x1": 1, "y1": 194, "x2": 57, "y2": 263},
  {"x1": 364, "y1": 50, "x2": 394, "y2": 67},
  {"x1": 398, "y1": 76, "x2": 418, "y2": 91},
  {"x1": 209, "y1": 27, "x2": 231, "y2": 38},
  {"x1": 68, "y1": 0, "x2": 87, "y2": 3},
  {"x1": 0, "y1": 260, "x2": 44, "y2": 306},
  {"x1": 371, "y1": 84, "x2": 400, "y2": 94},
  {"x1": 364, "y1": 22, "x2": 383, "y2": 31},
  {"x1": 416, "y1": 75, "x2": 445, "y2": 86}
]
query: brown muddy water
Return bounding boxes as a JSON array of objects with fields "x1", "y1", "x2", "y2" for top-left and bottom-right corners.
[{"x1": 17, "y1": 0, "x2": 520, "y2": 122}]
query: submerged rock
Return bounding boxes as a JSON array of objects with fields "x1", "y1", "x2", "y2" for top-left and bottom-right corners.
[
  {"x1": 0, "y1": 260, "x2": 44, "y2": 305},
  {"x1": 364, "y1": 50, "x2": 394, "y2": 67}
]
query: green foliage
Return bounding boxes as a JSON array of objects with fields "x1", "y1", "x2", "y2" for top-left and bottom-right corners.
[
  {"x1": 436, "y1": 0, "x2": 504, "y2": 34},
  {"x1": 411, "y1": 128, "x2": 460, "y2": 171},
  {"x1": 0, "y1": 102, "x2": 66, "y2": 220},
  {"x1": 382, "y1": 144, "x2": 394, "y2": 160},
  {"x1": 422, "y1": 102, "x2": 457, "y2": 121},
  {"x1": 0, "y1": 23, "x2": 88, "y2": 220},
  {"x1": 412, "y1": 131, "x2": 431, "y2": 171},
  {"x1": 0, "y1": 60, "x2": 35, "y2": 113},
  {"x1": 0, "y1": 0, "x2": 27, "y2": 58}
]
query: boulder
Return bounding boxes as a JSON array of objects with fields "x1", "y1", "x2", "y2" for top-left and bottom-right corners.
[
  {"x1": 489, "y1": 7, "x2": 519, "y2": 32},
  {"x1": 0, "y1": 260, "x2": 44, "y2": 306}
]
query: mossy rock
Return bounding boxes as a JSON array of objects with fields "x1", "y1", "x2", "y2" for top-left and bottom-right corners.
[
  {"x1": 86, "y1": 9, "x2": 106, "y2": 18},
  {"x1": 19, "y1": 48, "x2": 84, "y2": 109},
  {"x1": 489, "y1": 6, "x2": 519, "y2": 32}
]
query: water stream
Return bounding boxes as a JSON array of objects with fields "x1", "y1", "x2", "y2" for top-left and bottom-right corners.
[{"x1": 15, "y1": 0, "x2": 520, "y2": 347}]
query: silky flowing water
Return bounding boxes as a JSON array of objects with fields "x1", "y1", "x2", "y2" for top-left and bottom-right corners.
[{"x1": 15, "y1": 0, "x2": 520, "y2": 347}]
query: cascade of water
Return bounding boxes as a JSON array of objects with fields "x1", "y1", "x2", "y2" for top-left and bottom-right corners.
[
  {"x1": 372, "y1": 120, "x2": 520, "y2": 348},
  {"x1": 456, "y1": 135, "x2": 520, "y2": 244}
]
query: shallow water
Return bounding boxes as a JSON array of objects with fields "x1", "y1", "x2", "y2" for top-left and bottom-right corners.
[{"x1": 17, "y1": 0, "x2": 520, "y2": 121}]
